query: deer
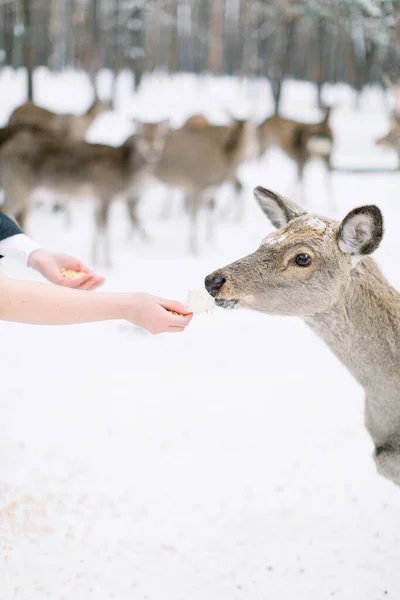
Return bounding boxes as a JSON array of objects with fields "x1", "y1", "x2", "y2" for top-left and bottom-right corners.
[
  {"x1": 157, "y1": 114, "x2": 258, "y2": 223},
  {"x1": 0, "y1": 122, "x2": 50, "y2": 149},
  {"x1": 8, "y1": 98, "x2": 111, "y2": 142},
  {"x1": 136, "y1": 118, "x2": 257, "y2": 254},
  {"x1": 382, "y1": 73, "x2": 400, "y2": 122},
  {"x1": 0, "y1": 123, "x2": 53, "y2": 213},
  {"x1": 205, "y1": 186, "x2": 400, "y2": 488},
  {"x1": 183, "y1": 113, "x2": 258, "y2": 203},
  {"x1": 0, "y1": 122, "x2": 169, "y2": 266},
  {"x1": 376, "y1": 120, "x2": 400, "y2": 169},
  {"x1": 257, "y1": 107, "x2": 336, "y2": 213}
]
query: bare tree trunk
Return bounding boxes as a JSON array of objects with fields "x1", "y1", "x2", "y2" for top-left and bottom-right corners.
[
  {"x1": 144, "y1": 4, "x2": 157, "y2": 74},
  {"x1": 271, "y1": 19, "x2": 295, "y2": 114},
  {"x1": 316, "y1": 18, "x2": 325, "y2": 108},
  {"x1": 111, "y1": 0, "x2": 121, "y2": 108},
  {"x1": 22, "y1": 0, "x2": 34, "y2": 101},
  {"x1": 207, "y1": 0, "x2": 224, "y2": 74},
  {"x1": 3, "y1": 2, "x2": 15, "y2": 67},
  {"x1": 90, "y1": 0, "x2": 100, "y2": 100},
  {"x1": 167, "y1": 0, "x2": 178, "y2": 73},
  {"x1": 130, "y1": 3, "x2": 144, "y2": 92}
]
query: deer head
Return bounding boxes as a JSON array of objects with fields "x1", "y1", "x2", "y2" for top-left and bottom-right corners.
[
  {"x1": 134, "y1": 120, "x2": 170, "y2": 163},
  {"x1": 205, "y1": 187, "x2": 383, "y2": 317}
]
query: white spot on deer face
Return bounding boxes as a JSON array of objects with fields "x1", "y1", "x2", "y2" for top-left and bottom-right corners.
[
  {"x1": 303, "y1": 217, "x2": 327, "y2": 232},
  {"x1": 261, "y1": 216, "x2": 330, "y2": 248},
  {"x1": 261, "y1": 232, "x2": 288, "y2": 246}
]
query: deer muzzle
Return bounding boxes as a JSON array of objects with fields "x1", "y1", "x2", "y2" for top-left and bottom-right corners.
[{"x1": 205, "y1": 272, "x2": 238, "y2": 309}]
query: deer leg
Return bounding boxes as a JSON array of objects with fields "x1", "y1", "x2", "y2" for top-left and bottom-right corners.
[
  {"x1": 374, "y1": 446, "x2": 400, "y2": 487},
  {"x1": 219, "y1": 178, "x2": 242, "y2": 222},
  {"x1": 64, "y1": 204, "x2": 72, "y2": 228},
  {"x1": 205, "y1": 192, "x2": 216, "y2": 243},
  {"x1": 233, "y1": 177, "x2": 245, "y2": 222},
  {"x1": 187, "y1": 191, "x2": 201, "y2": 255},
  {"x1": 295, "y1": 161, "x2": 306, "y2": 206},
  {"x1": 159, "y1": 187, "x2": 175, "y2": 220},
  {"x1": 57, "y1": 203, "x2": 72, "y2": 228},
  {"x1": 52, "y1": 202, "x2": 64, "y2": 213},
  {"x1": 92, "y1": 201, "x2": 111, "y2": 268},
  {"x1": 14, "y1": 206, "x2": 28, "y2": 232},
  {"x1": 126, "y1": 196, "x2": 148, "y2": 242},
  {"x1": 3, "y1": 182, "x2": 30, "y2": 233}
]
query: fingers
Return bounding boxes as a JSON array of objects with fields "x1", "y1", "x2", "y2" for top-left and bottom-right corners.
[
  {"x1": 56, "y1": 255, "x2": 106, "y2": 290},
  {"x1": 159, "y1": 298, "x2": 192, "y2": 315},
  {"x1": 164, "y1": 311, "x2": 193, "y2": 327},
  {"x1": 60, "y1": 273, "x2": 93, "y2": 289},
  {"x1": 59, "y1": 272, "x2": 105, "y2": 291},
  {"x1": 167, "y1": 326, "x2": 185, "y2": 333},
  {"x1": 75, "y1": 275, "x2": 105, "y2": 291}
]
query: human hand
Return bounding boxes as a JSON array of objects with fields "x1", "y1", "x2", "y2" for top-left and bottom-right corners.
[
  {"x1": 124, "y1": 293, "x2": 193, "y2": 334},
  {"x1": 28, "y1": 249, "x2": 105, "y2": 290}
]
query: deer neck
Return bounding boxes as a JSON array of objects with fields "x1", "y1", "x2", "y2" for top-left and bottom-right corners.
[
  {"x1": 62, "y1": 114, "x2": 91, "y2": 140},
  {"x1": 305, "y1": 258, "x2": 400, "y2": 402},
  {"x1": 224, "y1": 123, "x2": 251, "y2": 167}
]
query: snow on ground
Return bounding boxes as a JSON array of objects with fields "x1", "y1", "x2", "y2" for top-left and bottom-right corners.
[{"x1": 1, "y1": 70, "x2": 400, "y2": 600}]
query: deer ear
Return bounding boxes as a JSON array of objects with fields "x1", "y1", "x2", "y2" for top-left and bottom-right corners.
[
  {"x1": 338, "y1": 206, "x2": 383, "y2": 256},
  {"x1": 254, "y1": 187, "x2": 307, "y2": 229}
]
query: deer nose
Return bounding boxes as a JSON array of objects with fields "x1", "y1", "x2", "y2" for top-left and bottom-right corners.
[{"x1": 205, "y1": 273, "x2": 226, "y2": 297}]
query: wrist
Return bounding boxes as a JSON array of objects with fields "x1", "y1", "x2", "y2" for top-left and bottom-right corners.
[
  {"x1": 27, "y1": 248, "x2": 48, "y2": 271},
  {"x1": 98, "y1": 293, "x2": 134, "y2": 323},
  {"x1": 109, "y1": 293, "x2": 144, "y2": 324},
  {"x1": 0, "y1": 234, "x2": 41, "y2": 266}
]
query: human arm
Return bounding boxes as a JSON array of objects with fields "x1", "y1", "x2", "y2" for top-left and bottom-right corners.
[
  {"x1": 0, "y1": 212, "x2": 104, "y2": 290},
  {"x1": 0, "y1": 274, "x2": 192, "y2": 333}
]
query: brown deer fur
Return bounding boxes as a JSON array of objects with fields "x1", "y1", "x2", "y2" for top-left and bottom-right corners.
[
  {"x1": 257, "y1": 108, "x2": 335, "y2": 211},
  {"x1": 0, "y1": 122, "x2": 168, "y2": 266},
  {"x1": 8, "y1": 99, "x2": 111, "y2": 141},
  {"x1": 140, "y1": 118, "x2": 257, "y2": 253},
  {"x1": 206, "y1": 187, "x2": 400, "y2": 488}
]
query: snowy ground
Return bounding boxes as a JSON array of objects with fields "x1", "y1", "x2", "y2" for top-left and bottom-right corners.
[{"x1": 1, "y1": 69, "x2": 400, "y2": 600}]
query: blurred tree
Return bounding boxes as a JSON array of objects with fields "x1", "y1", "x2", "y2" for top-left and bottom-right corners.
[
  {"x1": 0, "y1": 0, "x2": 399, "y2": 107},
  {"x1": 22, "y1": 0, "x2": 34, "y2": 100}
]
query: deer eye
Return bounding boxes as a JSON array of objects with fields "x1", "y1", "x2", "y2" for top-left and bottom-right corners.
[{"x1": 295, "y1": 253, "x2": 312, "y2": 267}]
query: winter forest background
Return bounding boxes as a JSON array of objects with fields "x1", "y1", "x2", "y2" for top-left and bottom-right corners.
[
  {"x1": 2, "y1": 2, "x2": 400, "y2": 599},
  {"x1": 1, "y1": 0, "x2": 399, "y2": 109}
]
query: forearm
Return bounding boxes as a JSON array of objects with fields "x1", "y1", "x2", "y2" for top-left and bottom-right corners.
[{"x1": 0, "y1": 275, "x2": 126, "y2": 325}]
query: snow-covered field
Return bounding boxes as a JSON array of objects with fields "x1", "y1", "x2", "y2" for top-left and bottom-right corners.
[{"x1": 1, "y1": 69, "x2": 400, "y2": 600}]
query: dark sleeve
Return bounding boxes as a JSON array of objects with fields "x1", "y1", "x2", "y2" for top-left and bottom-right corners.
[
  {"x1": 0, "y1": 212, "x2": 22, "y2": 241},
  {"x1": 0, "y1": 212, "x2": 23, "y2": 259}
]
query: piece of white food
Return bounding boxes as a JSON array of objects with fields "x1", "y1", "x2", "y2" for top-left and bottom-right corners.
[{"x1": 185, "y1": 287, "x2": 215, "y2": 315}]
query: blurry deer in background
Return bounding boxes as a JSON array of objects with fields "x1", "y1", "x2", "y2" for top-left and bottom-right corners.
[
  {"x1": 206, "y1": 186, "x2": 400, "y2": 488},
  {"x1": 0, "y1": 122, "x2": 168, "y2": 266},
  {"x1": 133, "y1": 117, "x2": 257, "y2": 254},
  {"x1": 8, "y1": 98, "x2": 111, "y2": 142},
  {"x1": 382, "y1": 73, "x2": 400, "y2": 122},
  {"x1": 257, "y1": 107, "x2": 336, "y2": 214},
  {"x1": 376, "y1": 120, "x2": 400, "y2": 168},
  {"x1": 377, "y1": 75, "x2": 400, "y2": 169},
  {"x1": 157, "y1": 113, "x2": 258, "y2": 223}
]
